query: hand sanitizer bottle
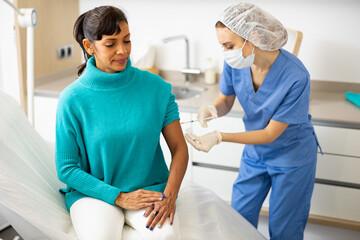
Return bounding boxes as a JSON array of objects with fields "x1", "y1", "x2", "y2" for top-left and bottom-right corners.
[{"x1": 204, "y1": 57, "x2": 217, "y2": 85}]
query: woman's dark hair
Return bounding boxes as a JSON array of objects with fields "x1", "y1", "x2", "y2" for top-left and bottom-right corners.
[{"x1": 73, "y1": 6, "x2": 128, "y2": 76}]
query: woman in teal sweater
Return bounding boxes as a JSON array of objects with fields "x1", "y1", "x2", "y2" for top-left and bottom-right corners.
[{"x1": 55, "y1": 6, "x2": 188, "y2": 239}]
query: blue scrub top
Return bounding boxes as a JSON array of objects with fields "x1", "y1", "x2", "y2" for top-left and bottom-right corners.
[{"x1": 219, "y1": 49, "x2": 318, "y2": 167}]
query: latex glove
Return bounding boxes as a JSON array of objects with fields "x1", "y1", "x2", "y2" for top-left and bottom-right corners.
[
  {"x1": 197, "y1": 105, "x2": 218, "y2": 128},
  {"x1": 185, "y1": 131, "x2": 222, "y2": 153}
]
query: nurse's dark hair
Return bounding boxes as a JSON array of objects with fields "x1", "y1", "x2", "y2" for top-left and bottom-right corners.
[
  {"x1": 73, "y1": 6, "x2": 128, "y2": 76},
  {"x1": 215, "y1": 21, "x2": 226, "y2": 28}
]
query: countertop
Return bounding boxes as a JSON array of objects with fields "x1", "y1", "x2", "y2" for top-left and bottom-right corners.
[{"x1": 34, "y1": 69, "x2": 360, "y2": 129}]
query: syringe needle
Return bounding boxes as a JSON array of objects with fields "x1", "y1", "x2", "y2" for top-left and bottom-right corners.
[{"x1": 180, "y1": 117, "x2": 213, "y2": 125}]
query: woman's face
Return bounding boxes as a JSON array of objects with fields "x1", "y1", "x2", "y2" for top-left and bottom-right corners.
[
  {"x1": 216, "y1": 27, "x2": 253, "y2": 57},
  {"x1": 83, "y1": 21, "x2": 131, "y2": 73}
]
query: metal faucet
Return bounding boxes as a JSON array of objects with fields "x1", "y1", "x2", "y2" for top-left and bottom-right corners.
[{"x1": 162, "y1": 35, "x2": 200, "y2": 84}]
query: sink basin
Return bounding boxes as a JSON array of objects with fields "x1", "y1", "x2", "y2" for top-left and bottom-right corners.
[{"x1": 171, "y1": 86, "x2": 206, "y2": 99}]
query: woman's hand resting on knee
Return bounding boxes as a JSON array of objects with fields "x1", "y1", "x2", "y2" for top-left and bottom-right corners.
[
  {"x1": 114, "y1": 190, "x2": 163, "y2": 210},
  {"x1": 144, "y1": 192, "x2": 176, "y2": 230}
]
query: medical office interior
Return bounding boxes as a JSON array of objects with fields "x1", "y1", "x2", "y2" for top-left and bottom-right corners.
[{"x1": 0, "y1": 0, "x2": 359, "y2": 239}]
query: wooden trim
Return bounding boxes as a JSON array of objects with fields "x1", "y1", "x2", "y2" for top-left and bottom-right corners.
[
  {"x1": 286, "y1": 28, "x2": 303, "y2": 57},
  {"x1": 260, "y1": 207, "x2": 360, "y2": 231},
  {"x1": 308, "y1": 214, "x2": 360, "y2": 231},
  {"x1": 225, "y1": 202, "x2": 360, "y2": 231}
]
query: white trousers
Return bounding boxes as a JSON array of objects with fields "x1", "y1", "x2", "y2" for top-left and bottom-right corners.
[{"x1": 70, "y1": 197, "x2": 180, "y2": 240}]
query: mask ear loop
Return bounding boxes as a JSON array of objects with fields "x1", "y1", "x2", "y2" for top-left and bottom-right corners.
[
  {"x1": 243, "y1": 40, "x2": 255, "y2": 54},
  {"x1": 242, "y1": 40, "x2": 255, "y2": 56},
  {"x1": 241, "y1": 40, "x2": 247, "y2": 49}
]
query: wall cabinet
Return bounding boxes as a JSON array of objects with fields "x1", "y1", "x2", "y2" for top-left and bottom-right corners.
[
  {"x1": 311, "y1": 126, "x2": 360, "y2": 223},
  {"x1": 188, "y1": 114, "x2": 244, "y2": 202},
  {"x1": 34, "y1": 96, "x2": 58, "y2": 143},
  {"x1": 191, "y1": 116, "x2": 245, "y2": 168},
  {"x1": 192, "y1": 166, "x2": 238, "y2": 201}
]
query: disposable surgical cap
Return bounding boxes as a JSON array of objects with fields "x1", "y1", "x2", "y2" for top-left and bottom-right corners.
[{"x1": 219, "y1": 2, "x2": 288, "y2": 51}]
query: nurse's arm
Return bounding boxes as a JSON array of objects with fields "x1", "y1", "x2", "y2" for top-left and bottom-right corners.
[
  {"x1": 212, "y1": 93, "x2": 236, "y2": 117},
  {"x1": 221, "y1": 119, "x2": 289, "y2": 145}
]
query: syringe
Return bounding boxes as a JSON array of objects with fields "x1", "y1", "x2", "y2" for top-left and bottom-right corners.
[{"x1": 180, "y1": 117, "x2": 213, "y2": 125}]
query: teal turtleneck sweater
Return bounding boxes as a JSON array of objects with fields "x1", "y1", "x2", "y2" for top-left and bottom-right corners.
[{"x1": 55, "y1": 57, "x2": 179, "y2": 211}]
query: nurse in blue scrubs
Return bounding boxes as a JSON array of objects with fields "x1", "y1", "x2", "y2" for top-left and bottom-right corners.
[{"x1": 185, "y1": 2, "x2": 320, "y2": 240}]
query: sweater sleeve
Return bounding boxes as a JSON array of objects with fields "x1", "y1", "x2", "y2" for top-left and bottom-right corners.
[
  {"x1": 55, "y1": 96, "x2": 121, "y2": 205},
  {"x1": 162, "y1": 92, "x2": 180, "y2": 129}
]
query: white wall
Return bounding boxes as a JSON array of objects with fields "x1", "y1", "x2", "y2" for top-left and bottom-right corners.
[
  {"x1": 0, "y1": 46, "x2": 3, "y2": 90},
  {"x1": 80, "y1": 0, "x2": 360, "y2": 83},
  {"x1": 0, "y1": 0, "x2": 20, "y2": 102}
]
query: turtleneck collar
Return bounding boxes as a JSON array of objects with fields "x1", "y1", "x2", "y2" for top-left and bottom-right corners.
[{"x1": 79, "y1": 56, "x2": 134, "y2": 90}]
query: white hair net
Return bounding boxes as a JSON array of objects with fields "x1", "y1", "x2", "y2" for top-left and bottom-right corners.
[{"x1": 219, "y1": 2, "x2": 288, "y2": 51}]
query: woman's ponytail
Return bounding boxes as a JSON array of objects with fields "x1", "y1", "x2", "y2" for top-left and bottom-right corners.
[{"x1": 73, "y1": 12, "x2": 91, "y2": 76}]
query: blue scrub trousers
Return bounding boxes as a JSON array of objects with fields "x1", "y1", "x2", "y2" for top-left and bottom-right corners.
[{"x1": 231, "y1": 158, "x2": 317, "y2": 240}]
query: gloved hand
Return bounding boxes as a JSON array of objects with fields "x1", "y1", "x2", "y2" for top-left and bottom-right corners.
[
  {"x1": 185, "y1": 130, "x2": 222, "y2": 153},
  {"x1": 197, "y1": 105, "x2": 218, "y2": 128}
]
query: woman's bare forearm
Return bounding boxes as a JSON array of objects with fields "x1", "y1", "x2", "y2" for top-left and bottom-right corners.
[
  {"x1": 164, "y1": 144, "x2": 188, "y2": 198},
  {"x1": 162, "y1": 120, "x2": 189, "y2": 198}
]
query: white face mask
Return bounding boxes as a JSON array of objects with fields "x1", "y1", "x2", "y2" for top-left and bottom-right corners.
[{"x1": 223, "y1": 40, "x2": 255, "y2": 69}]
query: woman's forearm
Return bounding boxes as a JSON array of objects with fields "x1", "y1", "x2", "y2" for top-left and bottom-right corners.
[
  {"x1": 163, "y1": 144, "x2": 188, "y2": 198},
  {"x1": 56, "y1": 155, "x2": 121, "y2": 205}
]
